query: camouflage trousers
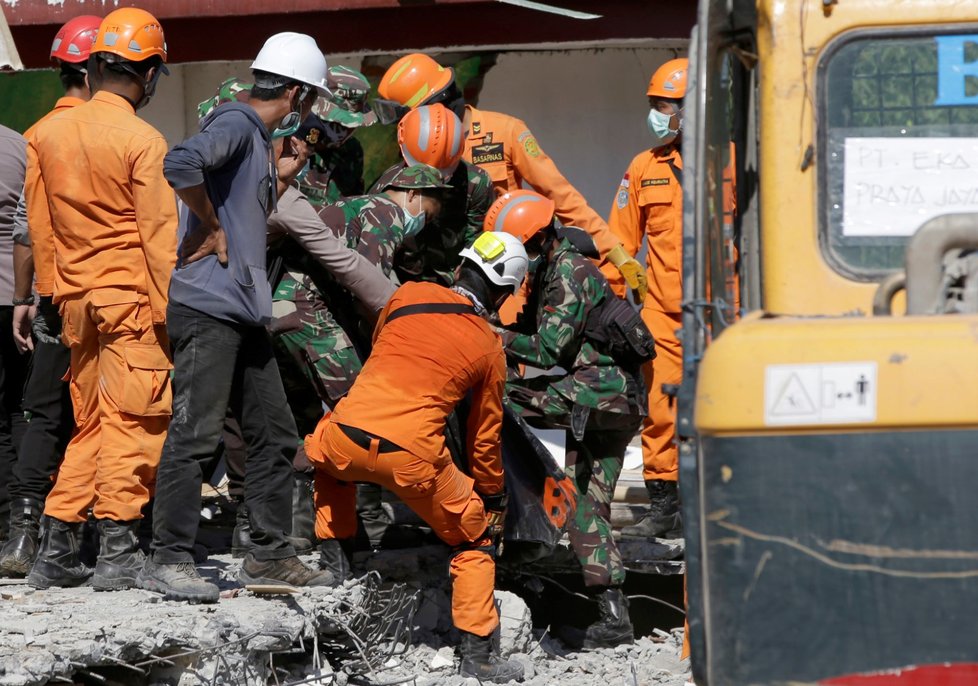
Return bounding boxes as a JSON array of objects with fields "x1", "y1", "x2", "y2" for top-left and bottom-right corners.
[
  {"x1": 271, "y1": 276, "x2": 363, "y2": 436},
  {"x1": 508, "y1": 377, "x2": 642, "y2": 588}
]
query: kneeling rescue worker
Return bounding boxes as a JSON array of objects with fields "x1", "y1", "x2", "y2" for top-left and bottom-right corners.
[{"x1": 305, "y1": 231, "x2": 529, "y2": 683}]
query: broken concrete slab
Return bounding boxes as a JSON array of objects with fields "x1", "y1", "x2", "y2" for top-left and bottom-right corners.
[{"x1": 0, "y1": 551, "x2": 690, "y2": 686}]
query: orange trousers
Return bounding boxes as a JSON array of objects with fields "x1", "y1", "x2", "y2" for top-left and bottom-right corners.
[
  {"x1": 306, "y1": 417, "x2": 499, "y2": 637},
  {"x1": 641, "y1": 307, "x2": 682, "y2": 482},
  {"x1": 44, "y1": 288, "x2": 172, "y2": 523}
]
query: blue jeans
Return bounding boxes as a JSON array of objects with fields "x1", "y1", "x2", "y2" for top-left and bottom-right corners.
[{"x1": 150, "y1": 301, "x2": 297, "y2": 563}]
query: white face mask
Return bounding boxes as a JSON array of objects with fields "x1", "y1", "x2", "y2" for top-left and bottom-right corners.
[
  {"x1": 646, "y1": 106, "x2": 682, "y2": 148},
  {"x1": 400, "y1": 194, "x2": 426, "y2": 238}
]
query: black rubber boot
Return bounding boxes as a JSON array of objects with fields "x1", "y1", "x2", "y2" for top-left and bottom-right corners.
[
  {"x1": 620, "y1": 479, "x2": 683, "y2": 539},
  {"x1": 231, "y1": 502, "x2": 251, "y2": 558},
  {"x1": 356, "y1": 482, "x2": 392, "y2": 548},
  {"x1": 582, "y1": 587, "x2": 635, "y2": 650},
  {"x1": 27, "y1": 516, "x2": 93, "y2": 589},
  {"x1": 233, "y1": 503, "x2": 312, "y2": 558},
  {"x1": 317, "y1": 538, "x2": 353, "y2": 582},
  {"x1": 292, "y1": 472, "x2": 316, "y2": 545},
  {"x1": 0, "y1": 497, "x2": 43, "y2": 577},
  {"x1": 458, "y1": 631, "x2": 524, "y2": 683},
  {"x1": 92, "y1": 520, "x2": 145, "y2": 591}
]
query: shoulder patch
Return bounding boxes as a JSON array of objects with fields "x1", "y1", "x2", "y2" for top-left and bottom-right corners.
[
  {"x1": 616, "y1": 188, "x2": 629, "y2": 209},
  {"x1": 641, "y1": 178, "x2": 671, "y2": 187},
  {"x1": 518, "y1": 130, "x2": 541, "y2": 158},
  {"x1": 619, "y1": 172, "x2": 630, "y2": 189},
  {"x1": 472, "y1": 121, "x2": 482, "y2": 135}
]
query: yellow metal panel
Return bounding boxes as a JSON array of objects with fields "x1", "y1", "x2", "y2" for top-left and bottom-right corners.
[
  {"x1": 695, "y1": 311, "x2": 978, "y2": 433},
  {"x1": 756, "y1": 0, "x2": 978, "y2": 315}
]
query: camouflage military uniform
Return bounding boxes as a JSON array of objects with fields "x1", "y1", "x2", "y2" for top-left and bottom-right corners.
[
  {"x1": 297, "y1": 65, "x2": 376, "y2": 206},
  {"x1": 298, "y1": 139, "x2": 365, "y2": 206},
  {"x1": 272, "y1": 194, "x2": 408, "y2": 428},
  {"x1": 371, "y1": 160, "x2": 492, "y2": 285},
  {"x1": 196, "y1": 77, "x2": 251, "y2": 120},
  {"x1": 502, "y1": 238, "x2": 646, "y2": 588}
]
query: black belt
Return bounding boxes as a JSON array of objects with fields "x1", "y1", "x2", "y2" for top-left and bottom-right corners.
[{"x1": 337, "y1": 423, "x2": 403, "y2": 454}]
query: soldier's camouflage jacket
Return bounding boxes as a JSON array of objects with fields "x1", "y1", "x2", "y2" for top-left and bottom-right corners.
[
  {"x1": 297, "y1": 137, "x2": 365, "y2": 206},
  {"x1": 272, "y1": 194, "x2": 406, "y2": 404},
  {"x1": 502, "y1": 237, "x2": 647, "y2": 417}
]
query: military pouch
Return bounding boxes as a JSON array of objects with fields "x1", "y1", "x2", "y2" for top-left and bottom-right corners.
[
  {"x1": 570, "y1": 404, "x2": 590, "y2": 442},
  {"x1": 584, "y1": 294, "x2": 657, "y2": 368}
]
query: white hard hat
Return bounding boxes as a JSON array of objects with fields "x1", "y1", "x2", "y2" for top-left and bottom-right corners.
[
  {"x1": 459, "y1": 231, "x2": 529, "y2": 295},
  {"x1": 251, "y1": 32, "x2": 330, "y2": 95}
]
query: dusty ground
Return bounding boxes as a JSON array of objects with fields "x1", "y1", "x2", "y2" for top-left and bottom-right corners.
[{"x1": 0, "y1": 549, "x2": 690, "y2": 686}]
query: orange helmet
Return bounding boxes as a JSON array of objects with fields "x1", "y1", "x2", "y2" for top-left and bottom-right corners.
[
  {"x1": 92, "y1": 7, "x2": 167, "y2": 63},
  {"x1": 484, "y1": 190, "x2": 556, "y2": 243},
  {"x1": 51, "y1": 15, "x2": 101, "y2": 65},
  {"x1": 397, "y1": 104, "x2": 464, "y2": 180},
  {"x1": 647, "y1": 57, "x2": 688, "y2": 99},
  {"x1": 379, "y1": 53, "x2": 453, "y2": 108}
]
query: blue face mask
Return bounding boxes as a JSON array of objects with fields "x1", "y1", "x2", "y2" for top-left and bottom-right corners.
[
  {"x1": 646, "y1": 107, "x2": 681, "y2": 148},
  {"x1": 527, "y1": 254, "x2": 544, "y2": 274},
  {"x1": 400, "y1": 195, "x2": 426, "y2": 238}
]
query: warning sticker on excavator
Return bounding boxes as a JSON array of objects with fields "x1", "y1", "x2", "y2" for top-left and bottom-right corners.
[{"x1": 764, "y1": 362, "x2": 877, "y2": 426}]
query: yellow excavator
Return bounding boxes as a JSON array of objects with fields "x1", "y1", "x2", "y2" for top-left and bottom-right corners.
[{"x1": 681, "y1": 1, "x2": 978, "y2": 684}]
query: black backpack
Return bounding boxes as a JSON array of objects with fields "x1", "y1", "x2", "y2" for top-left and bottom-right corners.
[{"x1": 584, "y1": 293, "x2": 657, "y2": 368}]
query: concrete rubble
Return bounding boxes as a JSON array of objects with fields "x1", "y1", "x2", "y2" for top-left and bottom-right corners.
[{"x1": 0, "y1": 548, "x2": 690, "y2": 686}]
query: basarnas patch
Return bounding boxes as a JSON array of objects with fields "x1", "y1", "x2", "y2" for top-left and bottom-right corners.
[
  {"x1": 471, "y1": 143, "x2": 504, "y2": 165},
  {"x1": 641, "y1": 177, "x2": 670, "y2": 187}
]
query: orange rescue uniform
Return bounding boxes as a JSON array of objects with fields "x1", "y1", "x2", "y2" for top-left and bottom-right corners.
[
  {"x1": 463, "y1": 105, "x2": 619, "y2": 257},
  {"x1": 26, "y1": 90, "x2": 177, "y2": 523},
  {"x1": 22, "y1": 96, "x2": 86, "y2": 298},
  {"x1": 606, "y1": 144, "x2": 683, "y2": 481},
  {"x1": 306, "y1": 281, "x2": 505, "y2": 637}
]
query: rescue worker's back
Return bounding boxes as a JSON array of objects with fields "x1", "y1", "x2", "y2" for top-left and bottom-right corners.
[{"x1": 331, "y1": 280, "x2": 506, "y2": 493}]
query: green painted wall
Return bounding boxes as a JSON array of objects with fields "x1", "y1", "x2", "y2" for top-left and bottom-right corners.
[{"x1": 0, "y1": 70, "x2": 61, "y2": 133}]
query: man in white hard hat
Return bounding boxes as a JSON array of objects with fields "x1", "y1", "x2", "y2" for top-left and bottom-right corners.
[{"x1": 138, "y1": 33, "x2": 334, "y2": 602}]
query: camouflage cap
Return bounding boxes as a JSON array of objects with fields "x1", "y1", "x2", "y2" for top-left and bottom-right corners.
[
  {"x1": 313, "y1": 65, "x2": 376, "y2": 128},
  {"x1": 384, "y1": 164, "x2": 451, "y2": 191},
  {"x1": 197, "y1": 77, "x2": 252, "y2": 121}
]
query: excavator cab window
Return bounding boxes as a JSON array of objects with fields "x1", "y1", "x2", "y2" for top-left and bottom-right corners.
[{"x1": 819, "y1": 27, "x2": 978, "y2": 280}]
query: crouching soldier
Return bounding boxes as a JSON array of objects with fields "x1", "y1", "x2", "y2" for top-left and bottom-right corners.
[
  {"x1": 268, "y1": 164, "x2": 448, "y2": 552},
  {"x1": 492, "y1": 190, "x2": 654, "y2": 649}
]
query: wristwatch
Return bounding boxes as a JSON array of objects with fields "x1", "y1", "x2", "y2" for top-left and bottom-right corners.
[{"x1": 12, "y1": 295, "x2": 34, "y2": 306}]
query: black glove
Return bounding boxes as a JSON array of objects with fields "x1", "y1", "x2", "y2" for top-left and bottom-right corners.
[{"x1": 478, "y1": 491, "x2": 508, "y2": 544}]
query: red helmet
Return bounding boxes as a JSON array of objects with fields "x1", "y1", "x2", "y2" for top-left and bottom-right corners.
[
  {"x1": 484, "y1": 190, "x2": 556, "y2": 242},
  {"x1": 50, "y1": 15, "x2": 101, "y2": 65}
]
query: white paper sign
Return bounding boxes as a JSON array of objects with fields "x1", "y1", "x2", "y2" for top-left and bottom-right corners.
[
  {"x1": 842, "y1": 136, "x2": 978, "y2": 237},
  {"x1": 764, "y1": 362, "x2": 877, "y2": 426}
]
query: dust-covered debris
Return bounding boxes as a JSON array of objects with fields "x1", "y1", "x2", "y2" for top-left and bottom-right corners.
[{"x1": 0, "y1": 551, "x2": 690, "y2": 686}]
